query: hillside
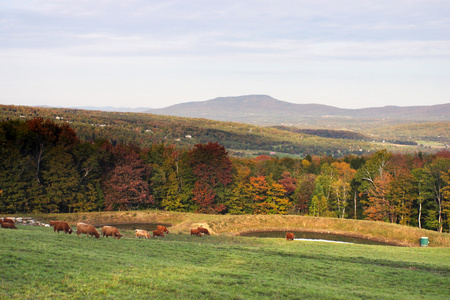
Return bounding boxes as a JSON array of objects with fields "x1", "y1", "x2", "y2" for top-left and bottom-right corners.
[
  {"x1": 143, "y1": 95, "x2": 450, "y2": 125},
  {"x1": 0, "y1": 104, "x2": 385, "y2": 157},
  {"x1": 363, "y1": 122, "x2": 450, "y2": 147},
  {"x1": 37, "y1": 210, "x2": 450, "y2": 247},
  {"x1": 2, "y1": 102, "x2": 449, "y2": 156}
]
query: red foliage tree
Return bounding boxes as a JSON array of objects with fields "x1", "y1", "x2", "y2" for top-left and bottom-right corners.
[
  {"x1": 103, "y1": 151, "x2": 153, "y2": 210},
  {"x1": 363, "y1": 173, "x2": 393, "y2": 222},
  {"x1": 278, "y1": 171, "x2": 298, "y2": 196},
  {"x1": 192, "y1": 181, "x2": 223, "y2": 214},
  {"x1": 254, "y1": 155, "x2": 273, "y2": 162},
  {"x1": 189, "y1": 142, "x2": 232, "y2": 187},
  {"x1": 188, "y1": 142, "x2": 232, "y2": 213}
]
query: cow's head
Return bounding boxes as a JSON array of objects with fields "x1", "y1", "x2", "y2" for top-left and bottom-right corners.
[{"x1": 115, "y1": 233, "x2": 124, "y2": 240}]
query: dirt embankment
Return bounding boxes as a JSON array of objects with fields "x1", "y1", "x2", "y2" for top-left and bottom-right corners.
[{"x1": 27, "y1": 210, "x2": 450, "y2": 247}]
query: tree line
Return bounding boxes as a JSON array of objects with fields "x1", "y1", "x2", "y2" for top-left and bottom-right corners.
[{"x1": 1, "y1": 118, "x2": 449, "y2": 232}]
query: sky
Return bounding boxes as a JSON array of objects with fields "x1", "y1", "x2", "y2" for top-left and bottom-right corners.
[{"x1": 1, "y1": 0, "x2": 450, "y2": 109}]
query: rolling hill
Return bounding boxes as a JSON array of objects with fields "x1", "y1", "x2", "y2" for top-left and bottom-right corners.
[
  {"x1": 1, "y1": 103, "x2": 387, "y2": 157},
  {"x1": 143, "y1": 95, "x2": 450, "y2": 125},
  {"x1": 3, "y1": 95, "x2": 450, "y2": 157}
]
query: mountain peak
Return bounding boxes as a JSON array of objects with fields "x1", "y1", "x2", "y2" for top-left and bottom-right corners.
[{"x1": 143, "y1": 95, "x2": 450, "y2": 125}]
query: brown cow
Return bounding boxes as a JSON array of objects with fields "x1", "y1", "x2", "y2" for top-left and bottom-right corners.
[
  {"x1": 50, "y1": 221, "x2": 60, "y2": 226},
  {"x1": 54, "y1": 221, "x2": 73, "y2": 234},
  {"x1": 3, "y1": 217, "x2": 15, "y2": 224},
  {"x1": 190, "y1": 228, "x2": 202, "y2": 237},
  {"x1": 286, "y1": 232, "x2": 295, "y2": 241},
  {"x1": 135, "y1": 229, "x2": 151, "y2": 239},
  {"x1": 102, "y1": 226, "x2": 123, "y2": 239},
  {"x1": 156, "y1": 225, "x2": 169, "y2": 234},
  {"x1": 1, "y1": 222, "x2": 17, "y2": 229},
  {"x1": 76, "y1": 222, "x2": 100, "y2": 239},
  {"x1": 152, "y1": 230, "x2": 165, "y2": 238},
  {"x1": 197, "y1": 227, "x2": 210, "y2": 235}
]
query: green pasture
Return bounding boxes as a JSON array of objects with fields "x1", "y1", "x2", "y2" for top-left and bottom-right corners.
[
  {"x1": 1, "y1": 225, "x2": 449, "y2": 299},
  {"x1": 416, "y1": 140, "x2": 446, "y2": 148}
]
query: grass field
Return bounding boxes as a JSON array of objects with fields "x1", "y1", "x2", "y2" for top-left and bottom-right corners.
[
  {"x1": 31, "y1": 210, "x2": 450, "y2": 247},
  {"x1": 1, "y1": 224, "x2": 449, "y2": 299}
]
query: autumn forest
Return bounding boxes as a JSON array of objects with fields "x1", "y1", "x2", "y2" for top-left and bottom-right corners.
[{"x1": 1, "y1": 114, "x2": 450, "y2": 233}]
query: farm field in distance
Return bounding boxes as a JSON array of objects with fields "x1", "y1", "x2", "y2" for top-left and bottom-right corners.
[{"x1": 1, "y1": 212, "x2": 450, "y2": 299}]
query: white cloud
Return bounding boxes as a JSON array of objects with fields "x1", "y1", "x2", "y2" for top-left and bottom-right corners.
[{"x1": 1, "y1": 0, "x2": 450, "y2": 108}]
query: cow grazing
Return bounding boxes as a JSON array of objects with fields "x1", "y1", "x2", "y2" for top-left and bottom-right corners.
[
  {"x1": 76, "y1": 222, "x2": 100, "y2": 239},
  {"x1": 286, "y1": 232, "x2": 295, "y2": 241},
  {"x1": 135, "y1": 229, "x2": 151, "y2": 239},
  {"x1": 197, "y1": 227, "x2": 210, "y2": 235},
  {"x1": 1, "y1": 222, "x2": 17, "y2": 229},
  {"x1": 50, "y1": 221, "x2": 60, "y2": 226},
  {"x1": 190, "y1": 228, "x2": 202, "y2": 237},
  {"x1": 156, "y1": 225, "x2": 169, "y2": 234},
  {"x1": 3, "y1": 217, "x2": 15, "y2": 224},
  {"x1": 102, "y1": 226, "x2": 123, "y2": 239},
  {"x1": 152, "y1": 230, "x2": 165, "y2": 238},
  {"x1": 54, "y1": 221, "x2": 73, "y2": 234}
]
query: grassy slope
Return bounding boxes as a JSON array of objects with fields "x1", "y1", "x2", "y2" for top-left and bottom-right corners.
[
  {"x1": 27, "y1": 210, "x2": 450, "y2": 247},
  {"x1": 1, "y1": 225, "x2": 449, "y2": 299},
  {"x1": 363, "y1": 122, "x2": 450, "y2": 144}
]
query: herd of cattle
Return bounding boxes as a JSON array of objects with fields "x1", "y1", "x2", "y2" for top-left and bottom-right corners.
[
  {"x1": 1, "y1": 217, "x2": 212, "y2": 239},
  {"x1": 52, "y1": 220, "x2": 212, "y2": 239},
  {"x1": 2, "y1": 217, "x2": 295, "y2": 241}
]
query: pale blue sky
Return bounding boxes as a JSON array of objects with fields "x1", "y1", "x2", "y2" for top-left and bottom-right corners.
[{"x1": 1, "y1": 0, "x2": 449, "y2": 109}]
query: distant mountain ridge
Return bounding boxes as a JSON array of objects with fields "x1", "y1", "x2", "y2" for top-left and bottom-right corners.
[{"x1": 143, "y1": 95, "x2": 450, "y2": 125}]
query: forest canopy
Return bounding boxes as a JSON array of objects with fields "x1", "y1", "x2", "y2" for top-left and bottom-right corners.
[{"x1": 1, "y1": 118, "x2": 450, "y2": 233}]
